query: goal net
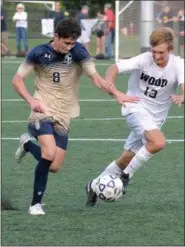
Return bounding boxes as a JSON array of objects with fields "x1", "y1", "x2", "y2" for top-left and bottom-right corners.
[{"x1": 115, "y1": 0, "x2": 184, "y2": 60}]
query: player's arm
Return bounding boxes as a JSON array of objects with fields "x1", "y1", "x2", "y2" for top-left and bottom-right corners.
[
  {"x1": 105, "y1": 63, "x2": 119, "y2": 84},
  {"x1": 170, "y1": 58, "x2": 184, "y2": 106},
  {"x1": 170, "y1": 83, "x2": 184, "y2": 106},
  {"x1": 12, "y1": 51, "x2": 45, "y2": 113},
  {"x1": 82, "y1": 60, "x2": 140, "y2": 104},
  {"x1": 77, "y1": 46, "x2": 140, "y2": 104},
  {"x1": 105, "y1": 53, "x2": 147, "y2": 84}
]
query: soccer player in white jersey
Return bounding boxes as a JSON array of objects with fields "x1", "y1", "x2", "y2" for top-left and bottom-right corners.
[
  {"x1": 12, "y1": 18, "x2": 139, "y2": 215},
  {"x1": 86, "y1": 27, "x2": 184, "y2": 207}
]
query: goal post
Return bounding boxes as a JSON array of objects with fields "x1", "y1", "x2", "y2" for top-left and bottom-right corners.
[
  {"x1": 115, "y1": 0, "x2": 154, "y2": 61},
  {"x1": 115, "y1": 1, "x2": 135, "y2": 61},
  {"x1": 114, "y1": 0, "x2": 184, "y2": 61},
  {"x1": 115, "y1": 0, "x2": 140, "y2": 61}
]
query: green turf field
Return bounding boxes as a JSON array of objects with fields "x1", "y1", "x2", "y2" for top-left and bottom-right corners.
[{"x1": 1, "y1": 58, "x2": 184, "y2": 246}]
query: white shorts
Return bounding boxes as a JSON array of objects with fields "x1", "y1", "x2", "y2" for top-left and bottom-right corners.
[{"x1": 122, "y1": 109, "x2": 165, "y2": 153}]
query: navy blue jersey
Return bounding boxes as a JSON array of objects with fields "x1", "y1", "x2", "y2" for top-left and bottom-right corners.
[{"x1": 17, "y1": 41, "x2": 96, "y2": 131}]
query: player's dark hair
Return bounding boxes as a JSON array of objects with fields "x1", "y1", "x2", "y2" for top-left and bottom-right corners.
[{"x1": 55, "y1": 18, "x2": 81, "y2": 40}]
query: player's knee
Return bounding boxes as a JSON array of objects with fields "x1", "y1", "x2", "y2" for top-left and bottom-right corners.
[
  {"x1": 50, "y1": 167, "x2": 60, "y2": 173},
  {"x1": 151, "y1": 138, "x2": 166, "y2": 151},
  {"x1": 42, "y1": 147, "x2": 56, "y2": 161},
  {"x1": 49, "y1": 161, "x2": 63, "y2": 173}
]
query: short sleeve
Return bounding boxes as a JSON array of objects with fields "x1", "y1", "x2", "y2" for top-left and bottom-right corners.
[
  {"x1": 75, "y1": 43, "x2": 97, "y2": 76},
  {"x1": 116, "y1": 52, "x2": 151, "y2": 73},
  {"x1": 16, "y1": 47, "x2": 40, "y2": 78}
]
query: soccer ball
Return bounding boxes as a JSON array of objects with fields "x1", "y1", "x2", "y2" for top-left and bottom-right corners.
[{"x1": 95, "y1": 174, "x2": 123, "y2": 202}]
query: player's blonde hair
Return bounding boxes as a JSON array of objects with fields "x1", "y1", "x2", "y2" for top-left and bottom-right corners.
[{"x1": 149, "y1": 27, "x2": 175, "y2": 50}]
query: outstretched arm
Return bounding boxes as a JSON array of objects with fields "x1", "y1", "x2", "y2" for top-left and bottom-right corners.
[{"x1": 88, "y1": 71, "x2": 140, "y2": 105}]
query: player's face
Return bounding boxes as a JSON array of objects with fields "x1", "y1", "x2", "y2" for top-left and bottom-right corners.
[
  {"x1": 54, "y1": 36, "x2": 76, "y2": 54},
  {"x1": 151, "y1": 43, "x2": 173, "y2": 67}
]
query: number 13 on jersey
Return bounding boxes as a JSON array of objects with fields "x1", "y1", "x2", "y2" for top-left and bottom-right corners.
[{"x1": 144, "y1": 87, "x2": 158, "y2": 98}]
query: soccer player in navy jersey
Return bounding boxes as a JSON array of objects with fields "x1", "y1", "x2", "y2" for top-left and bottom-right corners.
[{"x1": 12, "y1": 18, "x2": 139, "y2": 215}]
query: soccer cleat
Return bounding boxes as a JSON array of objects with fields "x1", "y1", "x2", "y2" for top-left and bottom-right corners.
[
  {"x1": 15, "y1": 133, "x2": 31, "y2": 163},
  {"x1": 85, "y1": 181, "x2": 97, "y2": 207},
  {"x1": 28, "y1": 203, "x2": 45, "y2": 215},
  {"x1": 120, "y1": 172, "x2": 130, "y2": 195}
]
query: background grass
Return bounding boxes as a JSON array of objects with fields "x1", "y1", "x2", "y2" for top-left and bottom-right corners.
[
  {"x1": 1, "y1": 58, "x2": 184, "y2": 246},
  {"x1": 5, "y1": 33, "x2": 184, "y2": 58}
]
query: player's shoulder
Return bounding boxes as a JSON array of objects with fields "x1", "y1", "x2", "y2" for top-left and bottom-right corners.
[
  {"x1": 71, "y1": 42, "x2": 91, "y2": 61},
  {"x1": 140, "y1": 51, "x2": 153, "y2": 60},
  {"x1": 26, "y1": 42, "x2": 52, "y2": 63},
  {"x1": 135, "y1": 51, "x2": 153, "y2": 65},
  {"x1": 170, "y1": 54, "x2": 184, "y2": 68}
]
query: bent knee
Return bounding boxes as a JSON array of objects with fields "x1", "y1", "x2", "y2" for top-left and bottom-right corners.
[
  {"x1": 49, "y1": 162, "x2": 63, "y2": 173},
  {"x1": 42, "y1": 148, "x2": 56, "y2": 161},
  {"x1": 152, "y1": 138, "x2": 166, "y2": 151},
  {"x1": 50, "y1": 167, "x2": 60, "y2": 173}
]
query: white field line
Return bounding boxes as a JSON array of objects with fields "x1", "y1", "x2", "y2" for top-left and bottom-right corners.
[
  {"x1": 1, "y1": 98, "x2": 116, "y2": 102},
  {"x1": 1, "y1": 137, "x2": 184, "y2": 143},
  {"x1": 1, "y1": 116, "x2": 184, "y2": 123}
]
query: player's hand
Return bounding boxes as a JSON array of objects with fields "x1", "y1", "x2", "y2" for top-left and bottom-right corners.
[
  {"x1": 29, "y1": 99, "x2": 46, "y2": 113},
  {"x1": 170, "y1": 94, "x2": 184, "y2": 107},
  {"x1": 114, "y1": 91, "x2": 140, "y2": 105}
]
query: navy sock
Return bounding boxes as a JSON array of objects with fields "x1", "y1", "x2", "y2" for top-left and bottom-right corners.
[
  {"x1": 31, "y1": 158, "x2": 52, "y2": 206},
  {"x1": 24, "y1": 140, "x2": 41, "y2": 161}
]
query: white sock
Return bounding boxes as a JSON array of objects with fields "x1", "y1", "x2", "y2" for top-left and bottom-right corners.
[
  {"x1": 123, "y1": 146, "x2": 153, "y2": 178},
  {"x1": 91, "y1": 161, "x2": 122, "y2": 191}
]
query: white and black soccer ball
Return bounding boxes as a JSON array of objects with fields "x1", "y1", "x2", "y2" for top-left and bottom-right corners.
[{"x1": 95, "y1": 174, "x2": 123, "y2": 202}]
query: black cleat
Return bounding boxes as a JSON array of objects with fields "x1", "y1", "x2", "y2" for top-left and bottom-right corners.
[
  {"x1": 120, "y1": 172, "x2": 130, "y2": 194},
  {"x1": 85, "y1": 181, "x2": 97, "y2": 207}
]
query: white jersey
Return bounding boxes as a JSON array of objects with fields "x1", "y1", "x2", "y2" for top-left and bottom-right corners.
[
  {"x1": 12, "y1": 12, "x2": 28, "y2": 28},
  {"x1": 116, "y1": 52, "x2": 184, "y2": 122}
]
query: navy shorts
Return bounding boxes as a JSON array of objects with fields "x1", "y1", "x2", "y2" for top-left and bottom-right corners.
[{"x1": 28, "y1": 120, "x2": 68, "y2": 150}]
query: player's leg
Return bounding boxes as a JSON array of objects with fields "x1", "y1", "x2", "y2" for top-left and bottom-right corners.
[
  {"x1": 27, "y1": 120, "x2": 57, "y2": 215},
  {"x1": 15, "y1": 133, "x2": 41, "y2": 163},
  {"x1": 121, "y1": 113, "x2": 166, "y2": 192},
  {"x1": 49, "y1": 147, "x2": 66, "y2": 172},
  {"x1": 29, "y1": 133, "x2": 56, "y2": 215},
  {"x1": 116, "y1": 150, "x2": 136, "y2": 169},
  {"x1": 90, "y1": 131, "x2": 139, "y2": 183},
  {"x1": 85, "y1": 131, "x2": 138, "y2": 207},
  {"x1": 15, "y1": 126, "x2": 68, "y2": 170},
  {"x1": 86, "y1": 131, "x2": 140, "y2": 206},
  {"x1": 49, "y1": 129, "x2": 68, "y2": 173}
]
